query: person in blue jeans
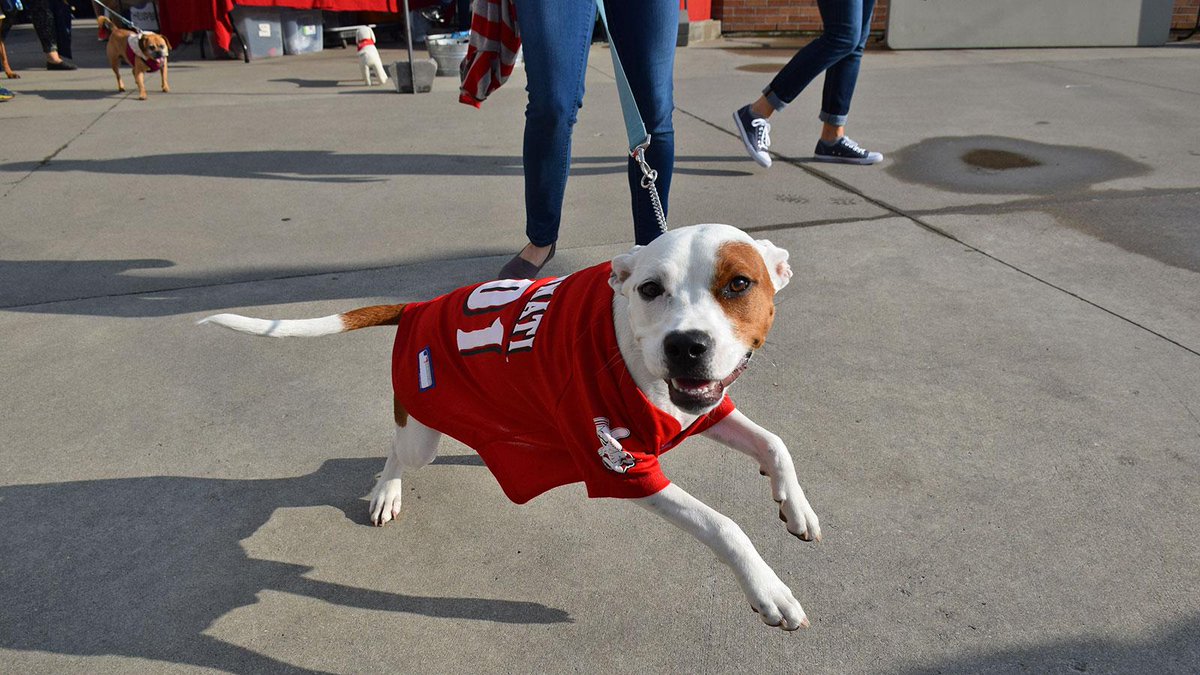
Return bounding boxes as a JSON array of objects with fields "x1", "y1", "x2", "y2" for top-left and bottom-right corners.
[
  {"x1": 733, "y1": 0, "x2": 881, "y2": 168},
  {"x1": 498, "y1": 0, "x2": 677, "y2": 279}
]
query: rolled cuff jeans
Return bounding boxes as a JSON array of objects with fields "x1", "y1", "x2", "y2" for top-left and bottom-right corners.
[{"x1": 762, "y1": 0, "x2": 875, "y2": 128}]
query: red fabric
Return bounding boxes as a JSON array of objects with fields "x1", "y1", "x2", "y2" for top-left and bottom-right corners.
[
  {"x1": 157, "y1": 0, "x2": 235, "y2": 51},
  {"x1": 156, "y1": 0, "x2": 407, "y2": 52},
  {"x1": 458, "y1": 0, "x2": 520, "y2": 107},
  {"x1": 235, "y1": 0, "x2": 401, "y2": 10},
  {"x1": 356, "y1": 38, "x2": 374, "y2": 50},
  {"x1": 392, "y1": 262, "x2": 736, "y2": 504}
]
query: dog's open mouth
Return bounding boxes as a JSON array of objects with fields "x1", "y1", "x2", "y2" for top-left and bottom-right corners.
[{"x1": 666, "y1": 352, "x2": 752, "y2": 411}]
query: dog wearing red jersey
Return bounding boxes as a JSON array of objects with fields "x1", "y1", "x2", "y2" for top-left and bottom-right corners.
[{"x1": 201, "y1": 223, "x2": 822, "y2": 631}]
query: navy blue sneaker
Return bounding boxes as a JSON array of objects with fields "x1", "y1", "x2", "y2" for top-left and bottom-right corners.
[
  {"x1": 0, "y1": 87, "x2": 13, "y2": 101},
  {"x1": 733, "y1": 105, "x2": 772, "y2": 168},
  {"x1": 813, "y1": 136, "x2": 883, "y2": 165}
]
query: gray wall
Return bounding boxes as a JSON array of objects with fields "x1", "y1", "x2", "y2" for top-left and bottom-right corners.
[{"x1": 887, "y1": 0, "x2": 1174, "y2": 49}]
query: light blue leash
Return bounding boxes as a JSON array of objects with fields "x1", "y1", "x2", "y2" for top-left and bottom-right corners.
[{"x1": 594, "y1": 0, "x2": 669, "y2": 233}]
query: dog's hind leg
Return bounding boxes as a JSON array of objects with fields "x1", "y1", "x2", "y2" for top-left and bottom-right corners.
[
  {"x1": 374, "y1": 61, "x2": 388, "y2": 85},
  {"x1": 110, "y1": 53, "x2": 124, "y2": 92},
  {"x1": 369, "y1": 401, "x2": 440, "y2": 526},
  {"x1": 362, "y1": 62, "x2": 373, "y2": 86}
]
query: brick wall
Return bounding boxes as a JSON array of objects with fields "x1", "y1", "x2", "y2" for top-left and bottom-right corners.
[
  {"x1": 1175, "y1": 0, "x2": 1200, "y2": 30},
  {"x1": 709, "y1": 0, "x2": 885, "y2": 34},
  {"x1": 713, "y1": 0, "x2": 1197, "y2": 34}
]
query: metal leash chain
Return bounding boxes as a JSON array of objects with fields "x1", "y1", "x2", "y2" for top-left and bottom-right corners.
[{"x1": 633, "y1": 143, "x2": 668, "y2": 235}]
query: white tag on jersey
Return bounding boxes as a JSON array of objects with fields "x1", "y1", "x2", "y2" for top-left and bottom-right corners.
[{"x1": 418, "y1": 347, "x2": 435, "y2": 391}]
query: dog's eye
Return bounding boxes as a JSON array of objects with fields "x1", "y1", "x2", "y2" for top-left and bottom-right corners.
[
  {"x1": 725, "y1": 276, "x2": 753, "y2": 296},
  {"x1": 637, "y1": 281, "x2": 664, "y2": 301}
]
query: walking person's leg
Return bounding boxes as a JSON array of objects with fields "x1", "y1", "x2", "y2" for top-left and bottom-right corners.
[
  {"x1": 606, "y1": 0, "x2": 677, "y2": 245},
  {"x1": 25, "y1": 0, "x2": 75, "y2": 68},
  {"x1": 811, "y1": 0, "x2": 882, "y2": 164},
  {"x1": 51, "y1": 0, "x2": 73, "y2": 61},
  {"x1": 732, "y1": 0, "x2": 864, "y2": 166},
  {"x1": 500, "y1": 0, "x2": 596, "y2": 278}
]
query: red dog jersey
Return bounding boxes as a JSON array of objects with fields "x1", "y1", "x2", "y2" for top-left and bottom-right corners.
[{"x1": 392, "y1": 262, "x2": 735, "y2": 504}]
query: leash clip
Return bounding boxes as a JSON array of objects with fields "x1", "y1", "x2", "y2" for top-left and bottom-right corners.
[{"x1": 631, "y1": 139, "x2": 657, "y2": 188}]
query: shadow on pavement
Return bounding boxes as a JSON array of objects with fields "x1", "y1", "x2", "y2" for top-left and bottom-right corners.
[
  {"x1": 0, "y1": 256, "x2": 493, "y2": 316},
  {"x1": 0, "y1": 151, "x2": 752, "y2": 183},
  {"x1": 0, "y1": 457, "x2": 571, "y2": 674},
  {"x1": 901, "y1": 613, "x2": 1200, "y2": 674}
]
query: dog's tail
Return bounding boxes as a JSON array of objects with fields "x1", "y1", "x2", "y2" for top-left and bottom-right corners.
[{"x1": 198, "y1": 304, "x2": 407, "y2": 337}]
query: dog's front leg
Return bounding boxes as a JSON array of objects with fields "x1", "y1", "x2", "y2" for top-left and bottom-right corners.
[
  {"x1": 133, "y1": 66, "x2": 147, "y2": 100},
  {"x1": 160, "y1": 61, "x2": 169, "y2": 93},
  {"x1": 703, "y1": 410, "x2": 821, "y2": 542},
  {"x1": 635, "y1": 484, "x2": 809, "y2": 630}
]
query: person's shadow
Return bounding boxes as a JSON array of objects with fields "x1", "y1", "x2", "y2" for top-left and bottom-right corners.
[{"x1": 0, "y1": 458, "x2": 570, "y2": 674}]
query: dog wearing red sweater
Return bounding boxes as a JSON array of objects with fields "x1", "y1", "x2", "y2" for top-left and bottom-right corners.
[{"x1": 201, "y1": 223, "x2": 822, "y2": 631}]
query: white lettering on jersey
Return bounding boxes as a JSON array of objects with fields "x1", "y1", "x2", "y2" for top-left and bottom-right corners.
[
  {"x1": 507, "y1": 276, "x2": 565, "y2": 354},
  {"x1": 456, "y1": 317, "x2": 505, "y2": 355},
  {"x1": 464, "y1": 279, "x2": 533, "y2": 315}
]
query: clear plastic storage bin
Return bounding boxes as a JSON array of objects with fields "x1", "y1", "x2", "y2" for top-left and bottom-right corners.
[
  {"x1": 282, "y1": 9, "x2": 323, "y2": 55},
  {"x1": 231, "y1": 7, "x2": 284, "y2": 60}
]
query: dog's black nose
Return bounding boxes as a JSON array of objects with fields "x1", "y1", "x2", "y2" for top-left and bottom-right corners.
[{"x1": 663, "y1": 330, "x2": 712, "y2": 371}]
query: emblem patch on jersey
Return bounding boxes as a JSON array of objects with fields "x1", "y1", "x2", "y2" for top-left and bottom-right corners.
[
  {"x1": 418, "y1": 346, "x2": 435, "y2": 391},
  {"x1": 594, "y1": 417, "x2": 634, "y2": 473}
]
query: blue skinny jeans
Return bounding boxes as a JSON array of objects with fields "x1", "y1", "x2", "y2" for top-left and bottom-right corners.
[
  {"x1": 513, "y1": 0, "x2": 677, "y2": 247},
  {"x1": 763, "y1": 0, "x2": 875, "y2": 127}
]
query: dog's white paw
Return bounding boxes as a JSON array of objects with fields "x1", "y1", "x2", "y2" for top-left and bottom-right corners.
[
  {"x1": 762, "y1": 468, "x2": 822, "y2": 542},
  {"x1": 744, "y1": 571, "x2": 809, "y2": 631},
  {"x1": 778, "y1": 495, "x2": 821, "y2": 542},
  {"x1": 369, "y1": 478, "x2": 403, "y2": 526}
]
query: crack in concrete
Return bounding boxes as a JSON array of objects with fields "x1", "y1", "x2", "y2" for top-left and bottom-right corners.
[
  {"x1": 1, "y1": 95, "x2": 129, "y2": 200},
  {"x1": 4, "y1": 92, "x2": 1195, "y2": 361},
  {"x1": 906, "y1": 186, "x2": 1200, "y2": 218},
  {"x1": 674, "y1": 106, "x2": 1200, "y2": 359}
]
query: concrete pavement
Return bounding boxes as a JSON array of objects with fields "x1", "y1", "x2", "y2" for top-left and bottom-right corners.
[{"x1": 2, "y1": 23, "x2": 1199, "y2": 674}]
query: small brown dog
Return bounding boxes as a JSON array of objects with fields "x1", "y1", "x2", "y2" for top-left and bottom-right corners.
[{"x1": 99, "y1": 17, "x2": 170, "y2": 100}]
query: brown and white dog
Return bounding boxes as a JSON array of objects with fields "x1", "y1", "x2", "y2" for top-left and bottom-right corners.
[
  {"x1": 200, "y1": 223, "x2": 822, "y2": 631},
  {"x1": 99, "y1": 17, "x2": 169, "y2": 100}
]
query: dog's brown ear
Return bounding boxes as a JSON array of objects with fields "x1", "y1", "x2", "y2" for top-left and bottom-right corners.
[
  {"x1": 609, "y1": 245, "x2": 642, "y2": 292},
  {"x1": 754, "y1": 239, "x2": 792, "y2": 293}
]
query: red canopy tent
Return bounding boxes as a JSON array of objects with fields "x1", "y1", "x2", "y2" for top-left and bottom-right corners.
[{"x1": 156, "y1": 0, "x2": 409, "y2": 52}]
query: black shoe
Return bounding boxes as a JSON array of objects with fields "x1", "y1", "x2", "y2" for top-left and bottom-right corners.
[
  {"x1": 46, "y1": 60, "x2": 78, "y2": 71},
  {"x1": 813, "y1": 136, "x2": 883, "y2": 165},
  {"x1": 497, "y1": 243, "x2": 555, "y2": 280}
]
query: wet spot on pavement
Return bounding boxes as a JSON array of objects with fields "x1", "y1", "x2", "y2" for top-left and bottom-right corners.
[{"x1": 887, "y1": 135, "x2": 1150, "y2": 195}]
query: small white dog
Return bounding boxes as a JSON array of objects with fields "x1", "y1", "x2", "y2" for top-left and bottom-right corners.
[{"x1": 355, "y1": 26, "x2": 387, "y2": 86}]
